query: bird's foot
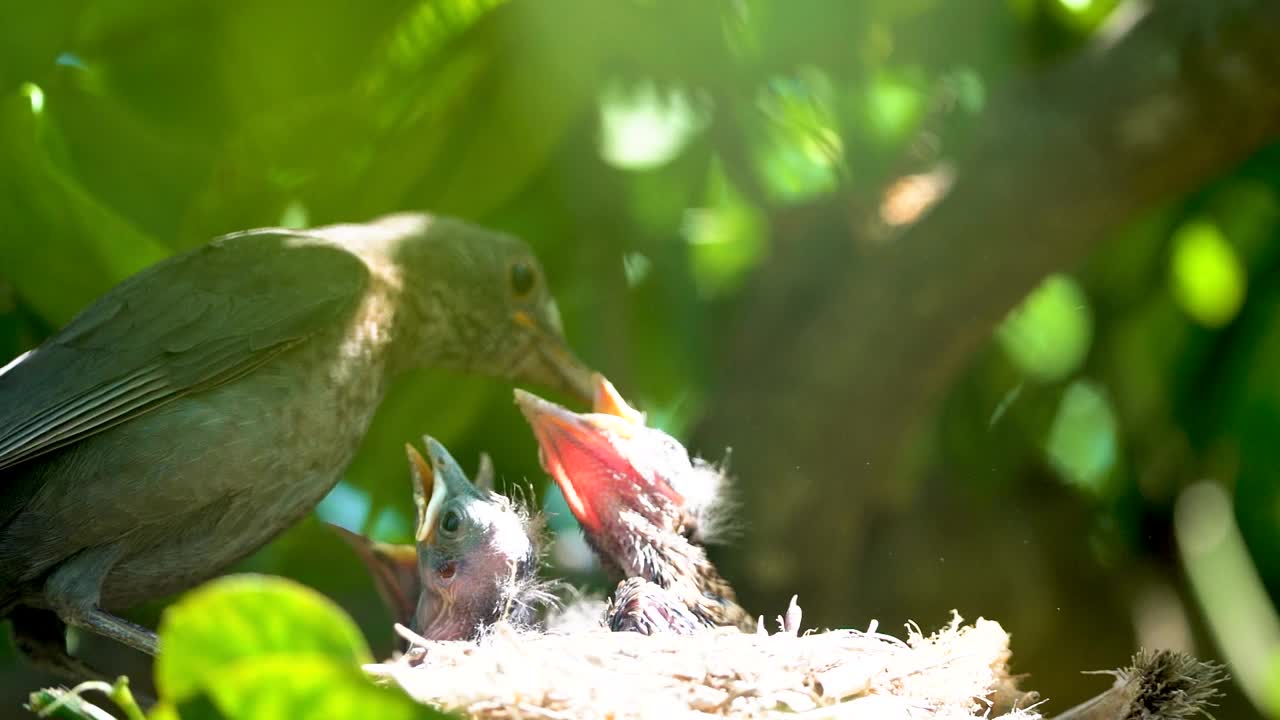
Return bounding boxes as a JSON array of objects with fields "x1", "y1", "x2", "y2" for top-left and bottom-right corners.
[{"x1": 606, "y1": 578, "x2": 703, "y2": 635}]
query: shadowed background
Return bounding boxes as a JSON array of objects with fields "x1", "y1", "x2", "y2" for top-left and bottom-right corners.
[{"x1": 1, "y1": 1, "x2": 1278, "y2": 717}]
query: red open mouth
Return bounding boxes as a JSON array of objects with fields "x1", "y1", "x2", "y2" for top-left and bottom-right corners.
[{"x1": 515, "y1": 388, "x2": 683, "y2": 534}]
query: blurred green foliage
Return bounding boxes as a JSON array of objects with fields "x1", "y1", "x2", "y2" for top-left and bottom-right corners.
[
  {"x1": 150, "y1": 576, "x2": 442, "y2": 720},
  {"x1": 25, "y1": 577, "x2": 444, "y2": 719},
  {"x1": 0, "y1": 0, "x2": 1277, "y2": 718}
]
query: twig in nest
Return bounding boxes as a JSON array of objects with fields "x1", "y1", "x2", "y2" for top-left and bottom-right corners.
[{"x1": 1053, "y1": 648, "x2": 1227, "y2": 720}]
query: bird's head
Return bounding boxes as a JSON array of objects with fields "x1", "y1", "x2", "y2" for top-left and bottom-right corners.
[
  {"x1": 514, "y1": 376, "x2": 727, "y2": 577},
  {"x1": 383, "y1": 213, "x2": 594, "y2": 402},
  {"x1": 407, "y1": 436, "x2": 543, "y2": 640}
]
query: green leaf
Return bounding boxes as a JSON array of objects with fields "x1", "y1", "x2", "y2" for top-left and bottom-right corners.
[
  {"x1": 0, "y1": 87, "x2": 170, "y2": 326},
  {"x1": 206, "y1": 657, "x2": 446, "y2": 720},
  {"x1": 155, "y1": 575, "x2": 372, "y2": 703},
  {"x1": 157, "y1": 657, "x2": 448, "y2": 720}
]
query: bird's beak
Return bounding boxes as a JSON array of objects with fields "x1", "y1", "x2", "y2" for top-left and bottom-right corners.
[
  {"x1": 591, "y1": 373, "x2": 646, "y2": 425},
  {"x1": 511, "y1": 310, "x2": 595, "y2": 404},
  {"x1": 410, "y1": 436, "x2": 483, "y2": 545},
  {"x1": 424, "y1": 436, "x2": 482, "y2": 497},
  {"x1": 407, "y1": 443, "x2": 445, "y2": 544},
  {"x1": 514, "y1": 389, "x2": 648, "y2": 534}
]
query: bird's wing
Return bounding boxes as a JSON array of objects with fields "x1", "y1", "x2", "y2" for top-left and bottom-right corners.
[{"x1": 0, "y1": 229, "x2": 370, "y2": 471}]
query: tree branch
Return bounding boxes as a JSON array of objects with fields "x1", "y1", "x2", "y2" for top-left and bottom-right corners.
[{"x1": 696, "y1": 0, "x2": 1280, "y2": 622}]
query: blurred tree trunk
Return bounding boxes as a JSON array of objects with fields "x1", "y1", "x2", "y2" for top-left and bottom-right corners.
[{"x1": 696, "y1": 0, "x2": 1280, "y2": 665}]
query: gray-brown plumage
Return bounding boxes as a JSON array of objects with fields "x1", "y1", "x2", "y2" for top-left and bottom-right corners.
[
  {"x1": 0, "y1": 212, "x2": 592, "y2": 673},
  {"x1": 515, "y1": 376, "x2": 753, "y2": 635}
]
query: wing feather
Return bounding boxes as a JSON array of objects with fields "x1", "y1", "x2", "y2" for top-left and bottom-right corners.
[
  {"x1": 0, "y1": 229, "x2": 370, "y2": 472},
  {"x1": 0, "y1": 365, "x2": 165, "y2": 460}
]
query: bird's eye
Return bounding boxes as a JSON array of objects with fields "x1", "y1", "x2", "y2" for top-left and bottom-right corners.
[
  {"x1": 440, "y1": 509, "x2": 462, "y2": 535},
  {"x1": 509, "y1": 260, "x2": 537, "y2": 298}
]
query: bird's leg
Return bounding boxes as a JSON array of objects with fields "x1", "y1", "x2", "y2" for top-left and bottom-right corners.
[
  {"x1": 9, "y1": 606, "x2": 114, "y2": 683},
  {"x1": 43, "y1": 546, "x2": 160, "y2": 656},
  {"x1": 56, "y1": 604, "x2": 158, "y2": 656}
]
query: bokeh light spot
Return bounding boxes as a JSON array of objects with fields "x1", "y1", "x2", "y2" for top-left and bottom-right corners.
[
  {"x1": 866, "y1": 72, "x2": 924, "y2": 142},
  {"x1": 20, "y1": 83, "x2": 44, "y2": 115},
  {"x1": 367, "y1": 505, "x2": 411, "y2": 542},
  {"x1": 1169, "y1": 219, "x2": 1246, "y2": 328},
  {"x1": 316, "y1": 480, "x2": 372, "y2": 532},
  {"x1": 683, "y1": 160, "x2": 767, "y2": 297},
  {"x1": 1044, "y1": 379, "x2": 1117, "y2": 494},
  {"x1": 279, "y1": 200, "x2": 309, "y2": 229},
  {"x1": 998, "y1": 274, "x2": 1093, "y2": 382},
  {"x1": 622, "y1": 252, "x2": 652, "y2": 288},
  {"x1": 599, "y1": 80, "x2": 705, "y2": 171},
  {"x1": 754, "y1": 67, "x2": 844, "y2": 202}
]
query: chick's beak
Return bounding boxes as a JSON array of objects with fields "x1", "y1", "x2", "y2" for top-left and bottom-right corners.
[
  {"x1": 591, "y1": 373, "x2": 646, "y2": 425},
  {"x1": 512, "y1": 310, "x2": 595, "y2": 403},
  {"x1": 514, "y1": 389, "x2": 629, "y2": 534},
  {"x1": 407, "y1": 444, "x2": 445, "y2": 544}
]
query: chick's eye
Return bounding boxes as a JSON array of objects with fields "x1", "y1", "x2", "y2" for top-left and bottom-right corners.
[
  {"x1": 509, "y1": 260, "x2": 537, "y2": 297},
  {"x1": 441, "y1": 509, "x2": 462, "y2": 534}
]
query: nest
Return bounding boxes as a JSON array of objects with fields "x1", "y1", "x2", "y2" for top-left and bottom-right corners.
[{"x1": 366, "y1": 606, "x2": 1043, "y2": 719}]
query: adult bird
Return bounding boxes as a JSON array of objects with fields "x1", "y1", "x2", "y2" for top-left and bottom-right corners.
[
  {"x1": 514, "y1": 376, "x2": 753, "y2": 634},
  {"x1": 331, "y1": 443, "x2": 551, "y2": 642},
  {"x1": 0, "y1": 212, "x2": 592, "y2": 675}
]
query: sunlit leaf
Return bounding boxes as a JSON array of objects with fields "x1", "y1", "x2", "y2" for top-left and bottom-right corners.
[
  {"x1": 174, "y1": 656, "x2": 445, "y2": 720},
  {"x1": 0, "y1": 88, "x2": 169, "y2": 325},
  {"x1": 156, "y1": 575, "x2": 371, "y2": 702},
  {"x1": 386, "y1": 9, "x2": 596, "y2": 215},
  {"x1": 1169, "y1": 219, "x2": 1246, "y2": 329},
  {"x1": 997, "y1": 274, "x2": 1093, "y2": 383},
  {"x1": 363, "y1": 0, "x2": 509, "y2": 96}
]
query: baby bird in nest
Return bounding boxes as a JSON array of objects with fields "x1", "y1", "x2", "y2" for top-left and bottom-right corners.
[
  {"x1": 515, "y1": 376, "x2": 752, "y2": 634},
  {"x1": 331, "y1": 437, "x2": 553, "y2": 643}
]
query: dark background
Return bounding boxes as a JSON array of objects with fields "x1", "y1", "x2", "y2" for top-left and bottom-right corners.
[{"x1": 2, "y1": 1, "x2": 1279, "y2": 717}]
